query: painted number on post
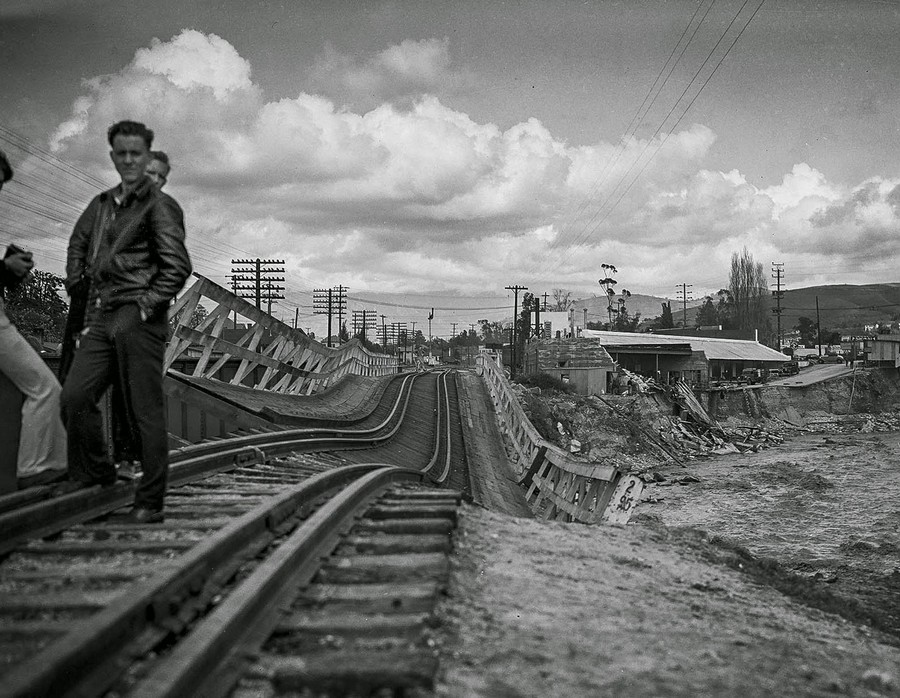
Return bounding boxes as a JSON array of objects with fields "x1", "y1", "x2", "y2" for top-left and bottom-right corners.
[{"x1": 602, "y1": 475, "x2": 644, "y2": 525}]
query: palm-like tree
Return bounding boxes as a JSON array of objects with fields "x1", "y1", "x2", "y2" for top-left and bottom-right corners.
[{"x1": 598, "y1": 263, "x2": 619, "y2": 328}]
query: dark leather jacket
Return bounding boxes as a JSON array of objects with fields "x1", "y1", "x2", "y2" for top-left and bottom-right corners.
[
  {"x1": 0, "y1": 261, "x2": 16, "y2": 298},
  {"x1": 66, "y1": 176, "x2": 192, "y2": 319}
]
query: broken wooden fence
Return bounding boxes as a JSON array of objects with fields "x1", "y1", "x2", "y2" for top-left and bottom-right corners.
[
  {"x1": 165, "y1": 274, "x2": 397, "y2": 395},
  {"x1": 476, "y1": 351, "x2": 642, "y2": 524}
]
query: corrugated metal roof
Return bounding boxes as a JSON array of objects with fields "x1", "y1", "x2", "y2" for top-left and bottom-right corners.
[{"x1": 582, "y1": 329, "x2": 790, "y2": 363}]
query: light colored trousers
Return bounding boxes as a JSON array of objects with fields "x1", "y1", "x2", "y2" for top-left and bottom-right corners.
[{"x1": 0, "y1": 300, "x2": 67, "y2": 477}]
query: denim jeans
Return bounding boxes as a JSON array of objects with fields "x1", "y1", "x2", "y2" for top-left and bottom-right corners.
[
  {"x1": 0, "y1": 299, "x2": 67, "y2": 477},
  {"x1": 61, "y1": 303, "x2": 168, "y2": 510}
]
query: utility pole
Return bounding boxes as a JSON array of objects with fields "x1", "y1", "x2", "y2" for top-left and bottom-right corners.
[
  {"x1": 231, "y1": 259, "x2": 285, "y2": 313},
  {"x1": 334, "y1": 285, "x2": 347, "y2": 344},
  {"x1": 506, "y1": 284, "x2": 528, "y2": 378},
  {"x1": 312, "y1": 288, "x2": 334, "y2": 347},
  {"x1": 675, "y1": 283, "x2": 693, "y2": 328},
  {"x1": 293, "y1": 307, "x2": 299, "y2": 330},
  {"x1": 313, "y1": 286, "x2": 347, "y2": 347},
  {"x1": 771, "y1": 262, "x2": 785, "y2": 351},
  {"x1": 392, "y1": 322, "x2": 406, "y2": 359},
  {"x1": 816, "y1": 296, "x2": 823, "y2": 357},
  {"x1": 352, "y1": 309, "x2": 376, "y2": 343},
  {"x1": 381, "y1": 314, "x2": 388, "y2": 347},
  {"x1": 427, "y1": 309, "x2": 434, "y2": 359},
  {"x1": 542, "y1": 292, "x2": 549, "y2": 311}
]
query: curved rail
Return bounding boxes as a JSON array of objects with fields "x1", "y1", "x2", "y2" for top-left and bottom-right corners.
[
  {"x1": 422, "y1": 370, "x2": 454, "y2": 483},
  {"x1": 476, "y1": 351, "x2": 642, "y2": 524},
  {"x1": 330, "y1": 370, "x2": 466, "y2": 488},
  {"x1": 0, "y1": 371, "x2": 438, "y2": 555}
]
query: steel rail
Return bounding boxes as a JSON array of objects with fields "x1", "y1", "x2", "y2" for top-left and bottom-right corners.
[
  {"x1": 167, "y1": 373, "x2": 419, "y2": 462},
  {"x1": 128, "y1": 465, "x2": 424, "y2": 698},
  {"x1": 435, "y1": 371, "x2": 455, "y2": 483},
  {"x1": 421, "y1": 370, "x2": 454, "y2": 483},
  {"x1": 2, "y1": 463, "x2": 417, "y2": 698},
  {"x1": 0, "y1": 373, "x2": 417, "y2": 518},
  {"x1": 0, "y1": 373, "x2": 425, "y2": 555}
]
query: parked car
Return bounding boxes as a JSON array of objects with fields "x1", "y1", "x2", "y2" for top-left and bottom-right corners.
[
  {"x1": 820, "y1": 354, "x2": 845, "y2": 364},
  {"x1": 738, "y1": 368, "x2": 764, "y2": 385},
  {"x1": 780, "y1": 360, "x2": 800, "y2": 375}
]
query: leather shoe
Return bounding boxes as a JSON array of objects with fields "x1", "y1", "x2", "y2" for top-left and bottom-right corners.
[
  {"x1": 121, "y1": 507, "x2": 164, "y2": 524},
  {"x1": 116, "y1": 461, "x2": 142, "y2": 481}
]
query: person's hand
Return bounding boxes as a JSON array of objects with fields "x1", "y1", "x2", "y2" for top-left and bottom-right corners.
[
  {"x1": 4, "y1": 251, "x2": 33, "y2": 278},
  {"x1": 140, "y1": 308, "x2": 148, "y2": 322}
]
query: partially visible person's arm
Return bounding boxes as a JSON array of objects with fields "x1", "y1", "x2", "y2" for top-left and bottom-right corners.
[{"x1": 66, "y1": 196, "x2": 101, "y2": 295}]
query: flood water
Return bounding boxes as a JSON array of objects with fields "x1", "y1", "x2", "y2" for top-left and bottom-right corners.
[{"x1": 645, "y1": 430, "x2": 900, "y2": 580}]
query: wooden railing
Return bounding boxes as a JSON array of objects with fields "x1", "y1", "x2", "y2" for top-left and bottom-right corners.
[
  {"x1": 165, "y1": 274, "x2": 397, "y2": 395},
  {"x1": 476, "y1": 351, "x2": 642, "y2": 524}
]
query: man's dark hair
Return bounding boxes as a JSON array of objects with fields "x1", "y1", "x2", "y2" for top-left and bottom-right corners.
[
  {"x1": 150, "y1": 151, "x2": 170, "y2": 167},
  {"x1": 107, "y1": 120, "x2": 154, "y2": 148}
]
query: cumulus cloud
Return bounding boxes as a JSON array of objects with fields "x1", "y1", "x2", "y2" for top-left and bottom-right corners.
[
  {"x1": 802, "y1": 177, "x2": 900, "y2": 261},
  {"x1": 133, "y1": 31, "x2": 252, "y2": 99},
  {"x1": 307, "y1": 38, "x2": 461, "y2": 110},
  {"x1": 44, "y1": 30, "x2": 900, "y2": 297}
]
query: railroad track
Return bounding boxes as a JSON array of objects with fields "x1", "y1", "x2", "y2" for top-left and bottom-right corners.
[
  {"x1": 0, "y1": 369, "x2": 465, "y2": 696},
  {"x1": 0, "y1": 371, "x2": 456, "y2": 552},
  {"x1": 334, "y1": 370, "x2": 472, "y2": 494}
]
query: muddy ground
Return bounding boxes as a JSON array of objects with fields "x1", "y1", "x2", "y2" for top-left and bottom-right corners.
[{"x1": 434, "y1": 378, "x2": 900, "y2": 697}]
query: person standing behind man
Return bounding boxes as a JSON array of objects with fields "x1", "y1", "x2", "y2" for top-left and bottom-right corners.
[
  {"x1": 146, "y1": 151, "x2": 170, "y2": 189},
  {"x1": 61, "y1": 121, "x2": 191, "y2": 522},
  {"x1": 0, "y1": 150, "x2": 68, "y2": 488}
]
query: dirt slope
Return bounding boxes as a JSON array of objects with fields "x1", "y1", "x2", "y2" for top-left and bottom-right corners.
[{"x1": 434, "y1": 375, "x2": 900, "y2": 697}]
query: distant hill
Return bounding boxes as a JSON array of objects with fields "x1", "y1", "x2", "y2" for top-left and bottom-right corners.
[
  {"x1": 570, "y1": 293, "x2": 703, "y2": 326},
  {"x1": 780, "y1": 283, "x2": 900, "y2": 331},
  {"x1": 571, "y1": 283, "x2": 900, "y2": 333}
]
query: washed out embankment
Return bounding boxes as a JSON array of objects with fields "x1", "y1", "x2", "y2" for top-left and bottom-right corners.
[{"x1": 710, "y1": 367, "x2": 900, "y2": 429}]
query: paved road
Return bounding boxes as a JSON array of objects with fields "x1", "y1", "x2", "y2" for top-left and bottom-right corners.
[{"x1": 767, "y1": 363, "x2": 855, "y2": 387}]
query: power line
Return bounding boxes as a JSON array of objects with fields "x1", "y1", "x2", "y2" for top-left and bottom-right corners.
[
  {"x1": 346, "y1": 295, "x2": 511, "y2": 312},
  {"x1": 542, "y1": 0, "x2": 767, "y2": 277},
  {"x1": 533, "y1": 0, "x2": 716, "y2": 269},
  {"x1": 570, "y1": 0, "x2": 764, "y2": 254}
]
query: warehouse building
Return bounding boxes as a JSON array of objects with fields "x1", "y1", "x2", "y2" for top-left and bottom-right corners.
[{"x1": 581, "y1": 329, "x2": 790, "y2": 387}]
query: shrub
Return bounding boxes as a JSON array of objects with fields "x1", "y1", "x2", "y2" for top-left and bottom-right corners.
[{"x1": 515, "y1": 372, "x2": 574, "y2": 394}]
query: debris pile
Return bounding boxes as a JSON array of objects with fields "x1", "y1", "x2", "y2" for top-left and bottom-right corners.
[
  {"x1": 510, "y1": 371, "x2": 900, "y2": 479},
  {"x1": 801, "y1": 412, "x2": 900, "y2": 433},
  {"x1": 510, "y1": 377, "x2": 787, "y2": 476}
]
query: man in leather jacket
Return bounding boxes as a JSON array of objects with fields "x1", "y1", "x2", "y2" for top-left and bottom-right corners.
[{"x1": 61, "y1": 120, "x2": 192, "y2": 523}]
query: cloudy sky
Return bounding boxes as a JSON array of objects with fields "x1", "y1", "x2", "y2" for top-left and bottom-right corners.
[{"x1": 1, "y1": 0, "x2": 899, "y2": 335}]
